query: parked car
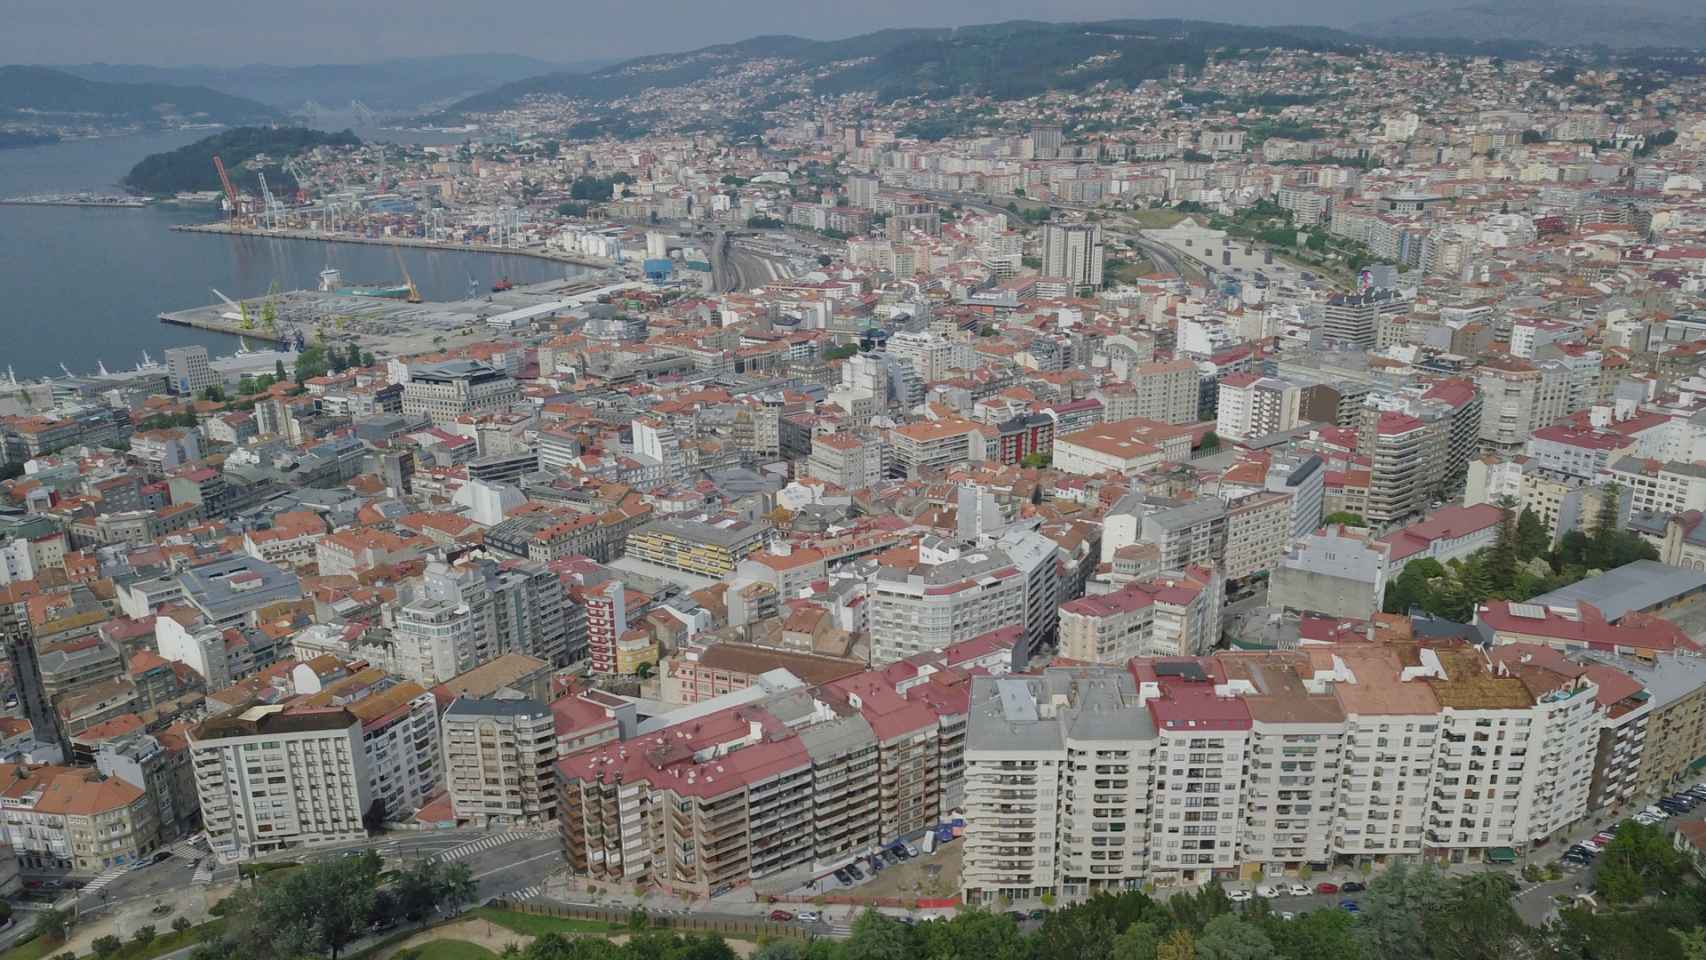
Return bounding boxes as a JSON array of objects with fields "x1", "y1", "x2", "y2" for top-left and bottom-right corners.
[
  {"x1": 1256, "y1": 884, "x2": 1282, "y2": 899},
  {"x1": 1341, "y1": 881, "x2": 1366, "y2": 893},
  {"x1": 1227, "y1": 889, "x2": 1253, "y2": 902},
  {"x1": 1005, "y1": 911, "x2": 1028, "y2": 924},
  {"x1": 902, "y1": 842, "x2": 920, "y2": 857},
  {"x1": 1286, "y1": 882, "x2": 1311, "y2": 897},
  {"x1": 1278, "y1": 912, "x2": 1297, "y2": 921},
  {"x1": 890, "y1": 843, "x2": 912, "y2": 860},
  {"x1": 1315, "y1": 882, "x2": 1340, "y2": 895},
  {"x1": 796, "y1": 911, "x2": 821, "y2": 924},
  {"x1": 1340, "y1": 900, "x2": 1361, "y2": 913},
  {"x1": 769, "y1": 910, "x2": 795, "y2": 922},
  {"x1": 1593, "y1": 833, "x2": 1616, "y2": 845},
  {"x1": 1578, "y1": 840, "x2": 1603, "y2": 854},
  {"x1": 833, "y1": 869, "x2": 852, "y2": 884},
  {"x1": 846, "y1": 863, "x2": 865, "y2": 881},
  {"x1": 1027, "y1": 909, "x2": 1049, "y2": 921}
]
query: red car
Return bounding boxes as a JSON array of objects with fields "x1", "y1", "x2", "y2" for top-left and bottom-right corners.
[
  {"x1": 769, "y1": 910, "x2": 795, "y2": 922},
  {"x1": 1315, "y1": 882, "x2": 1339, "y2": 895}
]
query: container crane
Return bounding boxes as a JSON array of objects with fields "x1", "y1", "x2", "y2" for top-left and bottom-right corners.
[
  {"x1": 393, "y1": 246, "x2": 422, "y2": 304},
  {"x1": 212, "y1": 155, "x2": 239, "y2": 220}
]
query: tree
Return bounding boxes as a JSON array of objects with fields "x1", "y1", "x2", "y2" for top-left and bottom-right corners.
[
  {"x1": 846, "y1": 909, "x2": 914, "y2": 960},
  {"x1": 1597, "y1": 820, "x2": 1685, "y2": 904},
  {"x1": 1195, "y1": 915, "x2": 1271, "y2": 960},
  {"x1": 1515, "y1": 507, "x2": 1549, "y2": 560},
  {"x1": 1423, "y1": 873, "x2": 1531, "y2": 960},
  {"x1": 201, "y1": 385, "x2": 226, "y2": 402},
  {"x1": 31, "y1": 909, "x2": 70, "y2": 944},
  {"x1": 274, "y1": 359, "x2": 287, "y2": 381},
  {"x1": 346, "y1": 343, "x2": 364, "y2": 369},
  {"x1": 173, "y1": 916, "x2": 193, "y2": 934},
  {"x1": 1112, "y1": 922, "x2": 1161, "y2": 960},
  {"x1": 91, "y1": 936, "x2": 123, "y2": 959},
  {"x1": 1486, "y1": 498, "x2": 1519, "y2": 595},
  {"x1": 1323, "y1": 512, "x2": 1366, "y2": 527},
  {"x1": 1021, "y1": 452, "x2": 1052, "y2": 469},
  {"x1": 1198, "y1": 431, "x2": 1220, "y2": 451},
  {"x1": 133, "y1": 925, "x2": 158, "y2": 948},
  {"x1": 1356, "y1": 862, "x2": 1450, "y2": 960},
  {"x1": 1157, "y1": 929, "x2": 1197, "y2": 960}
]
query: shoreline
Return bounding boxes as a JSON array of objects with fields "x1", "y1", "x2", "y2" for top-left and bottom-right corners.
[{"x1": 170, "y1": 222, "x2": 619, "y2": 270}]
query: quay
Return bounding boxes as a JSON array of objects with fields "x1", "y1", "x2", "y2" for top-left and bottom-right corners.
[
  {"x1": 1, "y1": 193, "x2": 151, "y2": 208},
  {"x1": 169, "y1": 222, "x2": 617, "y2": 270}
]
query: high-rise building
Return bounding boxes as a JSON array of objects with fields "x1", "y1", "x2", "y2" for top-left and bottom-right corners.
[
  {"x1": 400, "y1": 360, "x2": 521, "y2": 425},
  {"x1": 1216, "y1": 375, "x2": 1302, "y2": 443},
  {"x1": 189, "y1": 703, "x2": 372, "y2": 862},
  {"x1": 1126, "y1": 360, "x2": 1201, "y2": 424},
  {"x1": 847, "y1": 174, "x2": 880, "y2": 210},
  {"x1": 1041, "y1": 223, "x2": 1104, "y2": 290},
  {"x1": 961, "y1": 642, "x2": 1623, "y2": 903},
  {"x1": 164, "y1": 345, "x2": 215, "y2": 397},
  {"x1": 441, "y1": 695, "x2": 558, "y2": 825}
]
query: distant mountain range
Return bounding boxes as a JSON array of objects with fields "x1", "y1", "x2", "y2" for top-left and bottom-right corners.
[
  {"x1": 1353, "y1": 0, "x2": 1706, "y2": 51},
  {"x1": 438, "y1": 20, "x2": 1363, "y2": 118},
  {"x1": 0, "y1": 66, "x2": 278, "y2": 123},
  {"x1": 56, "y1": 55, "x2": 609, "y2": 114}
]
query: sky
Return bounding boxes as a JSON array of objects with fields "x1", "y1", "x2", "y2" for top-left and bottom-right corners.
[{"x1": 2, "y1": 0, "x2": 1483, "y2": 68}]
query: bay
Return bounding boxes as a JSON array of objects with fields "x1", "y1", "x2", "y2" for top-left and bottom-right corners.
[{"x1": 0, "y1": 128, "x2": 583, "y2": 380}]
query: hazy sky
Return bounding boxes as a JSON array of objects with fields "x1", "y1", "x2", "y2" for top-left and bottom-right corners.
[{"x1": 4, "y1": 0, "x2": 1476, "y2": 67}]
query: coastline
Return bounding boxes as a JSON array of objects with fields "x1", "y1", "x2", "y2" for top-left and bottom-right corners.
[{"x1": 169, "y1": 222, "x2": 618, "y2": 270}]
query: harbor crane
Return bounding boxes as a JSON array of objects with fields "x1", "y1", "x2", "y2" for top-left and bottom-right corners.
[
  {"x1": 212, "y1": 155, "x2": 240, "y2": 220},
  {"x1": 393, "y1": 246, "x2": 423, "y2": 304}
]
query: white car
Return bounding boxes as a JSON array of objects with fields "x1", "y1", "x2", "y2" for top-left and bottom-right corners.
[
  {"x1": 1578, "y1": 840, "x2": 1603, "y2": 853},
  {"x1": 1226, "y1": 889, "x2": 1254, "y2": 902},
  {"x1": 1278, "y1": 912, "x2": 1297, "y2": 922},
  {"x1": 1286, "y1": 882, "x2": 1311, "y2": 896},
  {"x1": 1256, "y1": 884, "x2": 1281, "y2": 899},
  {"x1": 796, "y1": 911, "x2": 821, "y2": 924}
]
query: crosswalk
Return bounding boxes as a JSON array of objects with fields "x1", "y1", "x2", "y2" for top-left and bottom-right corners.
[
  {"x1": 81, "y1": 864, "x2": 129, "y2": 897},
  {"x1": 193, "y1": 860, "x2": 214, "y2": 885},
  {"x1": 500, "y1": 883, "x2": 544, "y2": 902},
  {"x1": 431, "y1": 828, "x2": 550, "y2": 864}
]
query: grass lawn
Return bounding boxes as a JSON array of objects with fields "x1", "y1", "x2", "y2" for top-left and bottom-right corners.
[
  {"x1": 400, "y1": 941, "x2": 495, "y2": 960},
  {"x1": 112, "y1": 918, "x2": 229, "y2": 960},
  {"x1": 0, "y1": 936, "x2": 59, "y2": 960},
  {"x1": 1126, "y1": 209, "x2": 1187, "y2": 229},
  {"x1": 468, "y1": 908, "x2": 616, "y2": 937}
]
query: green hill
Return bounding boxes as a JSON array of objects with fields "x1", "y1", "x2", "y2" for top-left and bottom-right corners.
[
  {"x1": 123, "y1": 126, "x2": 359, "y2": 196},
  {"x1": 0, "y1": 65, "x2": 278, "y2": 123},
  {"x1": 440, "y1": 19, "x2": 1361, "y2": 117}
]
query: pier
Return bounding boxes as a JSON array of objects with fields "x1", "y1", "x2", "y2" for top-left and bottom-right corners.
[
  {"x1": 169, "y1": 222, "x2": 617, "y2": 270},
  {"x1": 1, "y1": 193, "x2": 151, "y2": 208}
]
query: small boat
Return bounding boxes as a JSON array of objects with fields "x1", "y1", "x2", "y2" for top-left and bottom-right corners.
[{"x1": 491, "y1": 276, "x2": 513, "y2": 292}]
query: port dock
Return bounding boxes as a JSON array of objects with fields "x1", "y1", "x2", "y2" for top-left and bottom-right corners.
[
  {"x1": 169, "y1": 222, "x2": 616, "y2": 270},
  {"x1": 158, "y1": 274, "x2": 641, "y2": 359},
  {"x1": 1, "y1": 193, "x2": 151, "y2": 208}
]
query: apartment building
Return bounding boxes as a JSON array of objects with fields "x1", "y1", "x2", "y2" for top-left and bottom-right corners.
[
  {"x1": 557, "y1": 655, "x2": 978, "y2": 896},
  {"x1": 0, "y1": 763, "x2": 158, "y2": 874},
  {"x1": 961, "y1": 670, "x2": 1155, "y2": 903},
  {"x1": 1059, "y1": 569, "x2": 1223, "y2": 662},
  {"x1": 441, "y1": 695, "x2": 559, "y2": 825},
  {"x1": 400, "y1": 360, "x2": 521, "y2": 425},
  {"x1": 1362, "y1": 412, "x2": 1432, "y2": 524},
  {"x1": 345, "y1": 682, "x2": 441, "y2": 822},
  {"x1": 624, "y1": 515, "x2": 771, "y2": 579},
  {"x1": 887, "y1": 417, "x2": 986, "y2": 478},
  {"x1": 1609, "y1": 456, "x2": 1706, "y2": 516},
  {"x1": 1216, "y1": 375, "x2": 1302, "y2": 443},
  {"x1": 1222, "y1": 491, "x2": 1291, "y2": 581},
  {"x1": 869, "y1": 530, "x2": 1058, "y2": 662},
  {"x1": 1041, "y1": 222, "x2": 1104, "y2": 289},
  {"x1": 189, "y1": 703, "x2": 372, "y2": 862},
  {"x1": 1127, "y1": 359, "x2": 1201, "y2": 425},
  {"x1": 962, "y1": 642, "x2": 1632, "y2": 901},
  {"x1": 1476, "y1": 358, "x2": 1571, "y2": 452},
  {"x1": 805, "y1": 432, "x2": 885, "y2": 490}
]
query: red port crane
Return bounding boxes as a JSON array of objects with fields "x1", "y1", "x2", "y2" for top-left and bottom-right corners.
[{"x1": 212, "y1": 155, "x2": 239, "y2": 219}]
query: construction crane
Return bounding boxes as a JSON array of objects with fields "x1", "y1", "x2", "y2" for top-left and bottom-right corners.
[
  {"x1": 212, "y1": 155, "x2": 239, "y2": 220},
  {"x1": 393, "y1": 246, "x2": 422, "y2": 303}
]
